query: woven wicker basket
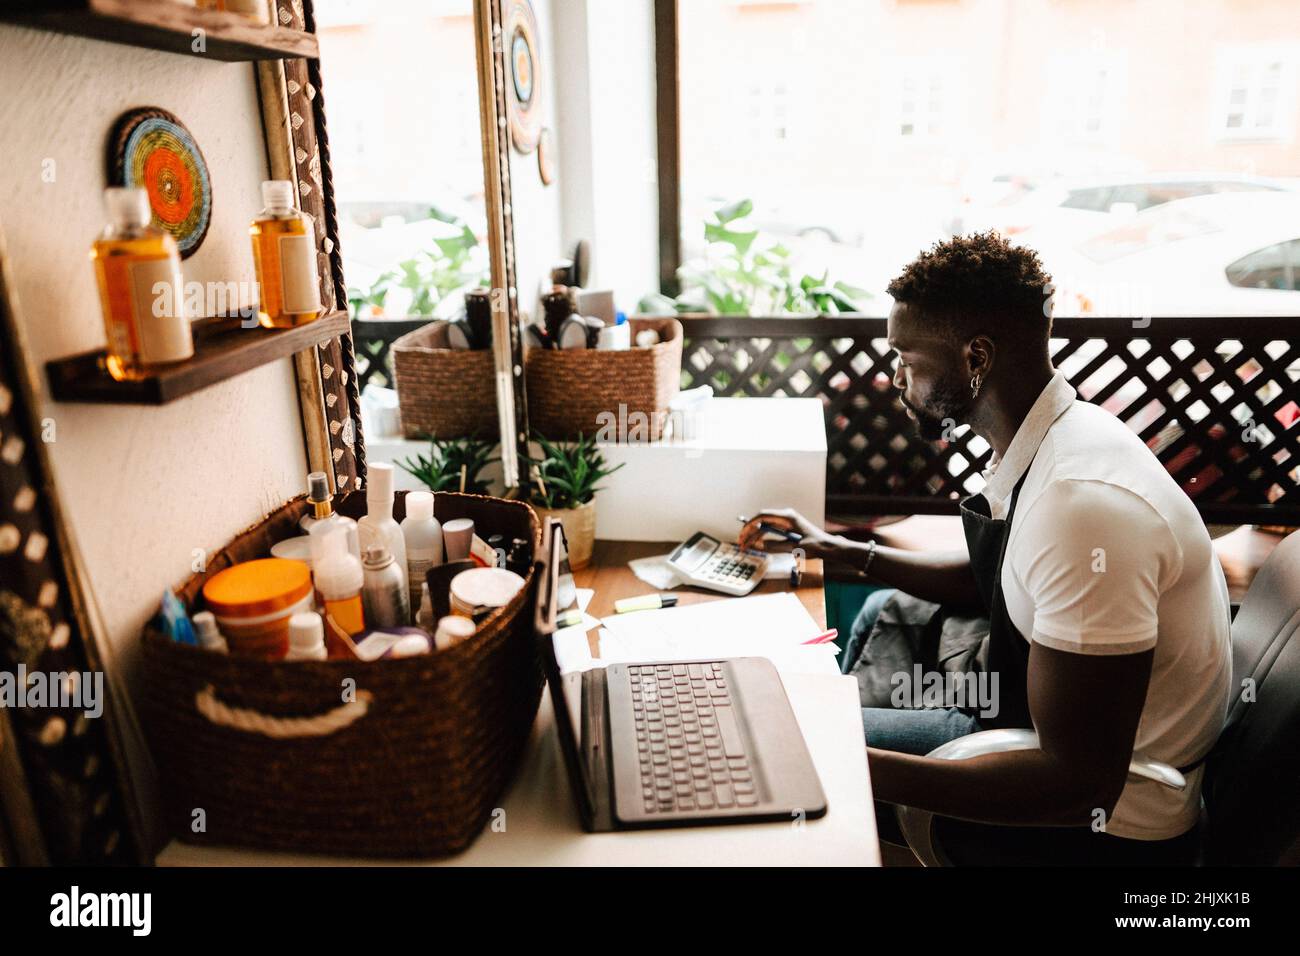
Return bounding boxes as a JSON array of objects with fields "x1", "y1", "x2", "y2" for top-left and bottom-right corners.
[
  {"x1": 525, "y1": 317, "x2": 683, "y2": 442},
  {"x1": 392, "y1": 321, "x2": 498, "y2": 439},
  {"x1": 140, "y1": 490, "x2": 542, "y2": 859}
]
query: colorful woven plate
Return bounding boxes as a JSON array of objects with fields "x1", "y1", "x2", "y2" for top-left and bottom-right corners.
[
  {"x1": 107, "y1": 107, "x2": 212, "y2": 259},
  {"x1": 505, "y1": 0, "x2": 543, "y2": 154}
]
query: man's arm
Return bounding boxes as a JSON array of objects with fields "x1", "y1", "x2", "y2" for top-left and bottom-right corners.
[
  {"x1": 735, "y1": 509, "x2": 982, "y2": 608},
  {"x1": 835, "y1": 538, "x2": 981, "y2": 609},
  {"x1": 868, "y1": 641, "x2": 1153, "y2": 827}
]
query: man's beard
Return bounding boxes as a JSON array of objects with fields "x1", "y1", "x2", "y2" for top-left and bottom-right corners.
[{"x1": 902, "y1": 373, "x2": 974, "y2": 441}]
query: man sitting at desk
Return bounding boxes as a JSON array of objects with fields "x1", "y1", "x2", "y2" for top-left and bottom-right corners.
[{"x1": 740, "y1": 232, "x2": 1231, "y2": 865}]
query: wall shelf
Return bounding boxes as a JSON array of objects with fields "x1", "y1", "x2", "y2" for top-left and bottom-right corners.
[
  {"x1": 47, "y1": 310, "x2": 350, "y2": 405},
  {"x1": 1, "y1": 0, "x2": 318, "y2": 62}
]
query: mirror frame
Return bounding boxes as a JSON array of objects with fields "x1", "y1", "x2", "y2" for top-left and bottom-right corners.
[{"x1": 474, "y1": 0, "x2": 532, "y2": 492}]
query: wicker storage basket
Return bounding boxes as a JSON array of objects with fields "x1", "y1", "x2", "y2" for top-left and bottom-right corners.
[
  {"x1": 140, "y1": 490, "x2": 542, "y2": 859},
  {"x1": 525, "y1": 317, "x2": 683, "y2": 441},
  {"x1": 392, "y1": 321, "x2": 498, "y2": 439}
]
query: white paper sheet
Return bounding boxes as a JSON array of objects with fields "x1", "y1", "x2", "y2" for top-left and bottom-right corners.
[
  {"x1": 552, "y1": 587, "x2": 602, "y2": 673},
  {"x1": 595, "y1": 591, "x2": 838, "y2": 675}
]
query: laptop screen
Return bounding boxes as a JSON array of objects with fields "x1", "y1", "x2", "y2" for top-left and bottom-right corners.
[{"x1": 536, "y1": 519, "x2": 597, "y2": 819}]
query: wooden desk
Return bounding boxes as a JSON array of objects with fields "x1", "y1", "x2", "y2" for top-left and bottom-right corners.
[{"x1": 574, "y1": 540, "x2": 827, "y2": 653}]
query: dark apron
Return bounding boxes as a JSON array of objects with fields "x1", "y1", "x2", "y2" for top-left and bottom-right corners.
[{"x1": 959, "y1": 464, "x2": 1036, "y2": 730}]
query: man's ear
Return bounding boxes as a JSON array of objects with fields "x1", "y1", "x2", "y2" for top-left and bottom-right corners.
[{"x1": 967, "y1": 335, "x2": 996, "y2": 378}]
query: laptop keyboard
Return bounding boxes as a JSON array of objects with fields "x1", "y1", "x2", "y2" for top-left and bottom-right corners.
[{"x1": 629, "y1": 662, "x2": 759, "y2": 814}]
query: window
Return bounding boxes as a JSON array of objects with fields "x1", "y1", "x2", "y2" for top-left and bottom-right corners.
[
  {"x1": 669, "y1": 1, "x2": 1300, "y2": 320},
  {"x1": 1227, "y1": 239, "x2": 1300, "y2": 290},
  {"x1": 1218, "y1": 52, "x2": 1294, "y2": 140},
  {"x1": 1043, "y1": 51, "x2": 1127, "y2": 144},
  {"x1": 896, "y1": 60, "x2": 948, "y2": 141}
]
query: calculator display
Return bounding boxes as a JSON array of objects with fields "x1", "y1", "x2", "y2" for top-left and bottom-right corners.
[{"x1": 679, "y1": 535, "x2": 719, "y2": 571}]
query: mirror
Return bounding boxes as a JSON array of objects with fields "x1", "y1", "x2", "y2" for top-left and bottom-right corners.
[{"x1": 314, "y1": 0, "x2": 525, "y2": 492}]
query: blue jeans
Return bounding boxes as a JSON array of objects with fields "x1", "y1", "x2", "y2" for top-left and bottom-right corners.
[
  {"x1": 841, "y1": 586, "x2": 897, "y2": 675},
  {"x1": 862, "y1": 705, "x2": 982, "y2": 754}
]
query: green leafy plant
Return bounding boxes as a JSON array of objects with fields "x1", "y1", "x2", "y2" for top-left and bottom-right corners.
[
  {"x1": 347, "y1": 206, "x2": 488, "y2": 319},
  {"x1": 524, "y1": 431, "x2": 625, "y2": 510},
  {"x1": 638, "y1": 198, "x2": 871, "y2": 316},
  {"x1": 397, "y1": 434, "x2": 499, "y2": 495}
]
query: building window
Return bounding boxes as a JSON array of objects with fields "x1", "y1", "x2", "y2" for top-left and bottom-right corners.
[
  {"x1": 1218, "y1": 52, "x2": 1294, "y2": 141},
  {"x1": 1043, "y1": 52, "x2": 1126, "y2": 143},
  {"x1": 897, "y1": 61, "x2": 947, "y2": 140}
]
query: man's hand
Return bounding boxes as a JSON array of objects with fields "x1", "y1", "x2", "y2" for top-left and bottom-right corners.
[{"x1": 737, "y1": 507, "x2": 852, "y2": 561}]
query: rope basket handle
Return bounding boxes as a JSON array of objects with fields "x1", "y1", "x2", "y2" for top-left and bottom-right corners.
[{"x1": 195, "y1": 684, "x2": 374, "y2": 739}]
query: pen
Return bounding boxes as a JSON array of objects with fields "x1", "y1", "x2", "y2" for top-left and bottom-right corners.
[{"x1": 737, "y1": 515, "x2": 803, "y2": 543}]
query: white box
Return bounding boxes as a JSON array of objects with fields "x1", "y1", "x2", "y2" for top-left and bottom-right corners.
[
  {"x1": 593, "y1": 397, "x2": 826, "y2": 543},
  {"x1": 363, "y1": 397, "x2": 827, "y2": 545}
]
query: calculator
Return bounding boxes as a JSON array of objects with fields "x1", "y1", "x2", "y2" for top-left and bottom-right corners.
[{"x1": 666, "y1": 531, "x2": 769, "y2": 596}]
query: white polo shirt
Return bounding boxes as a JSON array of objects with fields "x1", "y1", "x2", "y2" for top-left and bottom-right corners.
[{"x1": 982, "y1": 371, "x2": 1232, "y2": 840}]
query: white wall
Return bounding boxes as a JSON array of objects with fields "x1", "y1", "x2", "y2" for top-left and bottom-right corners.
[{"x1": 0, "y1": 24, "x2": 310, "y2": 851}]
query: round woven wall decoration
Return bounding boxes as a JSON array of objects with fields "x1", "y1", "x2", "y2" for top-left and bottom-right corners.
[
  {"x1": 505, "y1": 0, "x2": 543, "y2": 154},
  {"x1": 107, "y1": 107, "x2": 212, "y2": 259}
]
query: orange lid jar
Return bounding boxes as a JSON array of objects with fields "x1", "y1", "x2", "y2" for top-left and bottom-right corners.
[{"x1": 202, "y1": 558, "x2": 313, "y2": 658}]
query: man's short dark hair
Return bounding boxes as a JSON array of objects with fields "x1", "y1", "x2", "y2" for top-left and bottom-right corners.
[{"x1": 887, "y1": 232, "x2": 1053, "y2": 359}]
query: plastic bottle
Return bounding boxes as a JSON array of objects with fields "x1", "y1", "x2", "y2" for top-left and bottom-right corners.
[
  {"x1": 191, "y1": 611, "x2": 228, "y2": 654},
  {"x1": 400, "y1": 490, "x2": 443, "y2": 615},
  {"x1": 301, "y1": 471, "x2": 360, "y2": 558},
  {"x1": 311, "y1": 526, "x2": 365, "y2": 635},
  {"x1": 357, "y1": 463, "x2": 407, "y2": 580},
  {"x1": 90, "y1": 186, "x2": 194, "y2": 382},
  {"x1": 286, "y1": 612, "x2": 328, "y2": 661},
  {"x1": 249, "y1": 179, "x2": 322, "y2": 329}
]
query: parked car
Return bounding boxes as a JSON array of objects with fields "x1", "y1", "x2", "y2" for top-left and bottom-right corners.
[
  {"x1": 1017, "y1": 192, "x2": 1300, "y2": 502},
  {"x1": 1025, "y1": 191, "x2": 1300, "y2": 317},
  {"x1": 949, "y1": 172, "x2": 1293, "y2": 249}
]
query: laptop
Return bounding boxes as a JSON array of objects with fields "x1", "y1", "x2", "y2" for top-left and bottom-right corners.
[{"x1": 534, "y1": 518, "x2": 828, "y2": 831}]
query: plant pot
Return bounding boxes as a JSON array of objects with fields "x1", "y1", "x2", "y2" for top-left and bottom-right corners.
[{"x1": 532, "y1": 499, "x2": 596, "y2": 570}]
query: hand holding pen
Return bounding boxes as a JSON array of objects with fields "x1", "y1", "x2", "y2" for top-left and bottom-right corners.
[{"x1": 736, "y1": 508, "x2": 846, "y2": 562}]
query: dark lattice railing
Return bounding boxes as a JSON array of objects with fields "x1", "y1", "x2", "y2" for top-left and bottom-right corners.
[
  {"x1": 352, "y1": 317, "x2": 428, "y2": 393},
  {"x1": 678, "y1": 315, "x2": 1300, "y2": 525},
  {"x1": 350, "y1": 313, "x2": 1299, "y2": 523}
]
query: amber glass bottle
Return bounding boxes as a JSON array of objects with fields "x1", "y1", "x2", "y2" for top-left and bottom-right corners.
[{"x1": 250, "y1": 180, "x2": 322, "y2": 329}]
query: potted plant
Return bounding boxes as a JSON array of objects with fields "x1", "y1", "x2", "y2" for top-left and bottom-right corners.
[
  {"x1": 636, "y1": 198, "x2": 871, "y2": 316},
  {"x1": 524, "y1": 431, "x2": 624, "y2": 570},
  {"x1": 347, "y1": 206, "x2": 489, "y2": 322},
  {"x1": 396, "y1": 434, "x2": 499, "y2": 495}
]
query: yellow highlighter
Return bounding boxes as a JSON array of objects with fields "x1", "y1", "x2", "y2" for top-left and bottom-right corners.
[{"x1": 613, "y1": 593, "x2": 679, "y2": 614}]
